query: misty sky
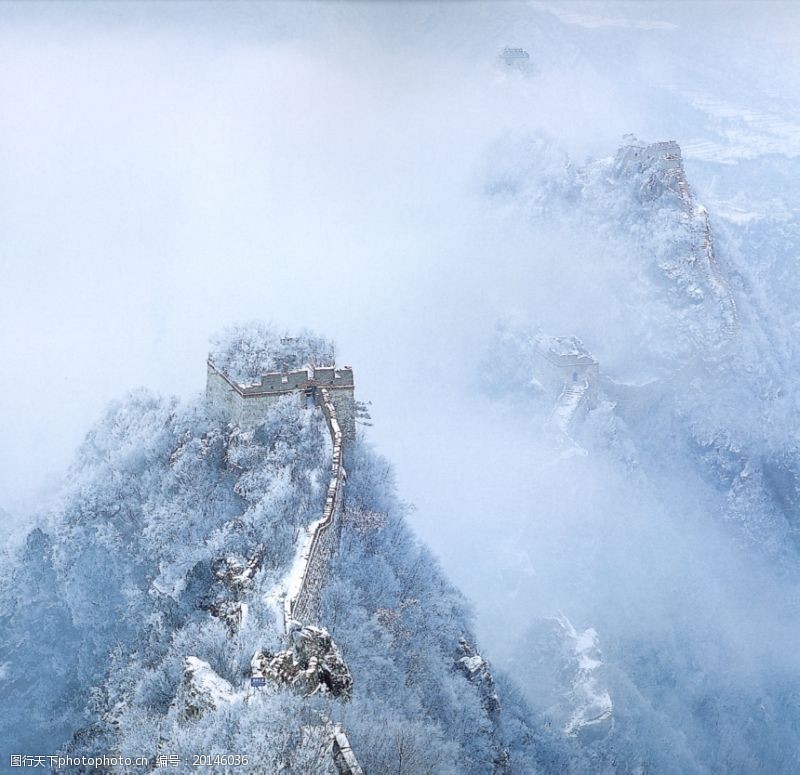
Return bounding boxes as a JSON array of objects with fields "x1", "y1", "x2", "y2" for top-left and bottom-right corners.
[{"x1": 3, "y1": 0, "x2": 800, "y2": 650}]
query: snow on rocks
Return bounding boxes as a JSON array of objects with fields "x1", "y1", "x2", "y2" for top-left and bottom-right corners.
[
  {"x1": 179, "y1": 657, "x2": 236, "y2": 721},
  {"x1": 212, "y1": 548, "x2": 264, "y2": 593},
  {"x1": 455, "y1": 638, "x2": 501, "y2": 715},
  {"x1": 522, "y1": 615, "x2": 613, "y2": 739},
  {"x1": 251, "y1": 624, "x2": 353, "y2": 700},
  {"x1": 205, "y1": 548, "x2": 265, "y2": 631},
  {"x1": 555, "y1": 616, "x2": 613, "y2": 737},
  {"x1": 611, "y1": 138, "x2": 740, "y2": 344}
]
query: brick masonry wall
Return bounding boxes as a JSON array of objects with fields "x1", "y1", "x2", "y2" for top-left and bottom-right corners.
[
  {"x1": 326, "y1": 389, "x2": 355, "y2": 443},
  {"x1": 290, "y1": 388, "x2": 345, "y2": 625},
  {"x1": 206, "y1": 361, "x2": 352, "y2": 623},
  {"x1": 206, "y1": 361, "x2": 361, "y2": 772},
  {"x1": 206, "y1": 365, "x2": 240, "y2": 418},
  {"x1": 207, "y1": 360, "x2": 355, "y2": 436}
]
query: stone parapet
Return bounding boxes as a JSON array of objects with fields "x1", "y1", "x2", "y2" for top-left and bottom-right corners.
[
  {"x1": 332, "y1": 726, "x2": 364, "y2": 775},
  {"x1": 206, "y1": 360, "x2": 356, "y2": 438},
  {"x1": 289, "y1": 388, "x2": 345, "y2": 626}
]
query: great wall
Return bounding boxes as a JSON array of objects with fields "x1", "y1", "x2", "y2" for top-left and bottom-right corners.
[
  {"x1": 532, "y1": 333, "x2": 599, "y2": 439},
  {"x1": 284, "y1": 387, "x2": 346, "y2": 629},
  {"x1": 617, "y1": 140, "x2": 740, "y2": 341},
  {"x1": 665, "y1": 141, "x2": 739, "y2": 340},
  {"x1": 526, "y1": 139, "x2": 743, "y2": 448},
  {"x1": 205, "y1": 359, "x2": 354, "y2": 637},
  {"x1": 187, "y1": 143, "x2": 739, "y2": 772},
  {"x1": 201, "y1": 359, "x2": 362, "y2": 774}
]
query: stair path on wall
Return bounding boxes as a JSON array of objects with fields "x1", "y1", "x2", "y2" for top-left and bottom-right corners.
[
  {"x1": 675, "y1": 169, "x2": 740, "y2": 341},
  {"x1": 283, "y1": 387, "x2": 345, "y2": 630},
  {"x1": 195, "y1": 378, "x2": 361, "y2": 773},
  {"x1": 548, "y1": 380, "x2": 589, "y2": 436},
  {"x1": 677, "y1": 178, "x2": 690, "y2": 204},
  {"x1": 697, "y1": 211, "x2": 740, "y2": 339},
  {"x1": 265, "y1": 386, "x2": 361, "y2": 774},
  {"x1": 332, "y1": 725, "x2": 364, "y2": 775}
]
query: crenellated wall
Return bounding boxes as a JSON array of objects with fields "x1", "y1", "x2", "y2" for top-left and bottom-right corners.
[
  {"x1": 206, "y1": 360, "x2": 356, "y2": 440},
  {"x1": 613, "y1": 139, "x2": 740, "y2": 342},
  {"x1": 615, "y1": 139, "x2": 686, "y2": 202},
  {"x1": 205, "y1": 359, "x2": 361, "y2": 771},
  {"x1": 288, "y1": 388, "x2": 346, "y2": 626},
  {"x1": 206, "y1": 359, "x2": 353, "y2": 627}
]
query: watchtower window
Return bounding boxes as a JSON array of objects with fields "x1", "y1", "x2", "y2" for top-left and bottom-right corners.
[
  {"x1": 572, "y1": 371, "x2": 578, "y2": 382},
  {"x1": 281, "y1": 375, "x2": 288, "y2": 384}
]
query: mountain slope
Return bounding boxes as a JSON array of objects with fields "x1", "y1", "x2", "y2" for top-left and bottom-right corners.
[
  {"x1": 0, "y1": 330, "x2": 542, "y2": 773},
  {"x1": 478, "y1": 137, "x2": 800, "y2": 773}
]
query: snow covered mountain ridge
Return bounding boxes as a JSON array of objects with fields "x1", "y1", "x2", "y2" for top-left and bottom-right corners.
[
  {"x1": 0, "y1": 323, "x2": 539, "y2": 773},
  {"x1": 608, "y1": 138, "x2": 739, "y2": 342},
  {"x1": 200, "y1": 348, "x2": 360, "y2": 770},
  {"x1": 476, "y1": 131, "x2": 800, "y2": 772}
]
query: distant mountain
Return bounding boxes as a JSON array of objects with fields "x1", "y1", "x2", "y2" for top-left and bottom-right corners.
[{"x1": 479, "y1": 138, "x2": 800, "y2": 773}]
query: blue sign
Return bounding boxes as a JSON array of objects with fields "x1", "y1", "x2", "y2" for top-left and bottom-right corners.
[{"x1": 251, "y1": 676, "x2": 266, "y2": 687}]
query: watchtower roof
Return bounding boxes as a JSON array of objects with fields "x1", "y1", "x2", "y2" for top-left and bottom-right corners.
[{"x1": 501, "y1": 46, "x2": 531, "y2": 63}]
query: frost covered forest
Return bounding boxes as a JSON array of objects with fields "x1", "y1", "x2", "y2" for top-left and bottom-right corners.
[
  {"x1": 3, "y1": 1, "x2": 800, "y2": 773},
  {"x1": 1, "y1": 330, "x2": 536, "y2": 772}
]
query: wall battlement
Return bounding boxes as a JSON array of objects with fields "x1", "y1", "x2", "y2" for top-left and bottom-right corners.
[
  {"x1": 206, "y1": 359, "x2": 356, "y2": 441},
  {"x1": 532, "y1": 334, "x2": 599, "y2": 405},
  {"x1": 500, "y1": 46, "x2": 531, "y2": 68},
  {"x1": 205, "y1": 354, "x2": 362, "y2": 772},
  {"x1": 613, "y1": 139, "x2": 740, "y2": 341},
  {"x1": 616, "y1": 139, "x2": 683, "y2": 170},
  {"x1": 286, "y1": 386, "x2": 346, "y2": 627},
  {"x1": 614, "y1": 139, "x2": 689, "y2": 204}
]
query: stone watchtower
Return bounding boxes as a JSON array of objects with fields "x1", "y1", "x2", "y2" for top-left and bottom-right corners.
[
  {"x1": 614, "y1": 139, "x2": 688, "y2": 202},
  {"x1": 531, "y1": 333, "x2": 598, "y2": 405},
  {"x1": 206, "y1": 360, "x2": 356, "y2": 441},
  {"x1": 499, "y1": 46, "x2": 532, "y2": 71}
]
